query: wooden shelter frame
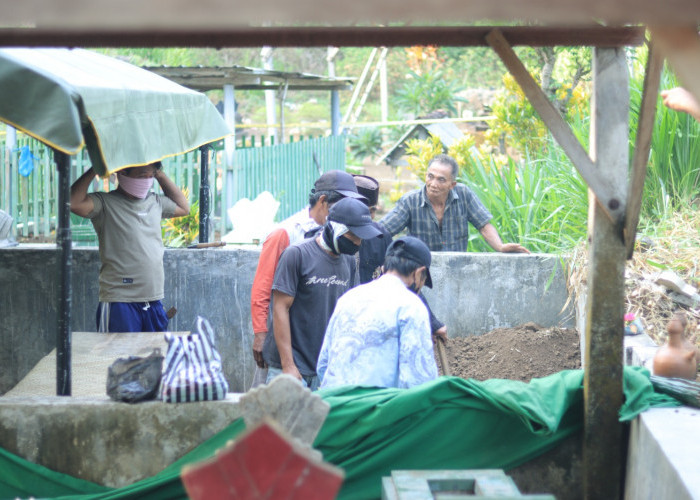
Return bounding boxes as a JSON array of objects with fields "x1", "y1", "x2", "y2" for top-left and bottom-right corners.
[{"x1": 2, "y1": 8, "x2": 700, "y2": 498}]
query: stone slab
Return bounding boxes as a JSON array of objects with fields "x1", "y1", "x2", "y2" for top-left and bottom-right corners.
[{"x1": 238, "y1": 374, "x2": 329, "y2": 446}]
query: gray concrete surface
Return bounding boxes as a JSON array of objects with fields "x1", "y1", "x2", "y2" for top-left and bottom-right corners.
[
  {"x1": 0, "y1": 246, "x2": 572, "y2": 395},
  {"x1": 625, "y1": 406, "x2": 700, "y2": 500},
  {"x1": 0, "y1": 394, "x2": 243, "y2": 488}
]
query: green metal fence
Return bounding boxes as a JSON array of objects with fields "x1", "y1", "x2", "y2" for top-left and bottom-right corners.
[{"x1": 1, "y1": 133, "x2": 345, "y2": 244}]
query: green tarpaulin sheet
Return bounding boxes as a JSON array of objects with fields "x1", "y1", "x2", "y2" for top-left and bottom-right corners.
[
  {"x1": 0, "y1": 367, "x2": 679, "y2": 500},
  {"x1": 0, "y1": 48, "x2": 231, "y2": 176}
]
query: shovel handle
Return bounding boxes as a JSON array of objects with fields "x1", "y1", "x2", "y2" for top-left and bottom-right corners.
[
  {"x1": 436, "y1": 336, "x2": 451, "y2": 377},
  {"x1": 188, "y1": 241, "x2": 226, "y2": 249}
]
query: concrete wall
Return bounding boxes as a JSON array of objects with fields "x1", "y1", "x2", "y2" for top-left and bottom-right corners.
[
  {"x1": 625, "y1": 407, "x2": 700, "y2": 500},
  {"x1": 0, "y1": 246, "x2": 572, "y2": 395}
]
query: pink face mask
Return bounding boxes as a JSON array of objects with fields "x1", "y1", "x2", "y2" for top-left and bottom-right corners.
[{"x1": 117, "y1": 172, "x2": 154, "y2": 199}]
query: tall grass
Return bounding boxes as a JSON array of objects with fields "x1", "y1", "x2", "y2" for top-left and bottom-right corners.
[
  {"x1": 459, "y1": 141, "x2": 588, "y2": 254},
  {"x1": 629, "y1": 66, "x2": 700, "y2": 223}
]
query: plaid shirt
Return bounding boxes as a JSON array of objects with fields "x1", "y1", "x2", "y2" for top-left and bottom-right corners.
[{"x1": 379, "y1": 184, "x2": 492, "y2": 251}]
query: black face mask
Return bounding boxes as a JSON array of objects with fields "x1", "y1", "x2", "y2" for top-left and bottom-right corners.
[
  {"x1": 322, "y1": 223, "x2": 360, "y2": 255},
  {"x1": 407, "y1": 269, "x2": 424, "y2": 294},
  {"x1": 336, "y1": 236, "x2": 360, "y2": 256}
]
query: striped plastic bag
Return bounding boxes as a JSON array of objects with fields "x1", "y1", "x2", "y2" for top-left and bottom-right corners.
[{"x1": 160, "y1": 316, "x2": 229, "y2": 403}]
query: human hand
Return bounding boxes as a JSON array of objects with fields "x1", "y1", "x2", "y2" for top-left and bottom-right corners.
[
  {"x1": 433, "y1": 325, "x2": 448, "y2": 343},
  {"x1": 282, "y1": 364, "x2": 303, "y2": 381},
  {"x1": 661, "y1": 87, "x2": 700, "y2": 121},
  {"x1": 500, "y1": 243, "x2": 530, "y2": 254},
  {"x1": 252, "y1": 331, "x2": 267, "y2": 368}
]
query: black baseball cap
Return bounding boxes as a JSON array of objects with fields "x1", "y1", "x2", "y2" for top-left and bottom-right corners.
[
  {"x1": 385, "y1": 236, "x2": 433, "y2": 288},
  {"x1": 314, "y1": 170, "x2": 366, "y2": 200},
  {"x1": 327, "y1": 198, "x2": 383, "y2": 240},
  {"x1": 353, "y1": 174, "x2": 380, "y2": 207}
]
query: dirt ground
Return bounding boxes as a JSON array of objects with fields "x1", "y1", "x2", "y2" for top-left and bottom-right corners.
[{"x1": 438, "y1": 322, "x2": 581, "y2": 382}]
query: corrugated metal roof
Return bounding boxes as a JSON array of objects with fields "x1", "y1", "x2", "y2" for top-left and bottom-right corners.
[{"x1": 143, "y1": 65, "x2": 354, "y2": 92}]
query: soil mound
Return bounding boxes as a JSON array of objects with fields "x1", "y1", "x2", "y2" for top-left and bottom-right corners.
[{"x1": 439, "y1": 323, "x2": 581, "y2": 382}]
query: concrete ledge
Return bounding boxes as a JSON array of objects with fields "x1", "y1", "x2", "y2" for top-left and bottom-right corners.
[
  {"x1": 0, "y1": 395, "x2": 243, "y2": 488},
  {"x1": 625, "y1": 407, "x2": 700, "y2": 500},
  {"x1": 0, "y1": 247, "x2": 572, "y2": 394}
]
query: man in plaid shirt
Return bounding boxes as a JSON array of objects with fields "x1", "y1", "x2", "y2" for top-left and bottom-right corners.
[{"x1": 380, "y1": 154, "x2": 529, "y2": 253}]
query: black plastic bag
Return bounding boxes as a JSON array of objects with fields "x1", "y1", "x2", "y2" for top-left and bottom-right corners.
[{"x1": 106, "y1": 349, "x2": 164, "y2": 403}]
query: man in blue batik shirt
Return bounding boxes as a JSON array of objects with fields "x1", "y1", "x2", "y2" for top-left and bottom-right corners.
[{"x1": 317, "y1": 236, "x2": 438, "y2": 389}]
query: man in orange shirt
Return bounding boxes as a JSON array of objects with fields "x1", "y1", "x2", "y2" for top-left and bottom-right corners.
[{"x1": 249, "y1": 170, "x2": 365, "y2": 382}]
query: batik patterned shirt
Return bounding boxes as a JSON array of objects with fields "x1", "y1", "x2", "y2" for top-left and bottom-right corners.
[
  {"x1": 379, "y1": 184, "x2": 492, "y2": 251},
  {"x1": 317, "y1": 274, "x2": 437, "y2": 389}
]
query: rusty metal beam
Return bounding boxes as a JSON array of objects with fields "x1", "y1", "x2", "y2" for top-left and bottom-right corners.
[
  {"x1": 583, "y1": 47, "x2": 628, "y2": 500},
  {"x1": 0, "y1": 26, "x2": 645, "y2": 48},
  {"x1": 625, "y1": 41, "x2": 663, "y2": 259}
]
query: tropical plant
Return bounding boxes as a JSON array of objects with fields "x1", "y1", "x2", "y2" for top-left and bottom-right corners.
[
  {"x1": 403, "y1": 135, "x2": 444, "y2": 180},
  {"x1": 461, "y1": 142, "x2": 588, "y2": 253},
  {"x1": 347, "y1": 128, "x2": 383, "y2": 161},
  {"x1": 162, "y1": 191, "x2": 199, "y2": 247},
  {"x1": 395, "y1": 69, "x2": 465, "y2": 118}
]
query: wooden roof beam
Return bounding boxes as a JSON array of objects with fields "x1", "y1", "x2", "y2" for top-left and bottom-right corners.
[
  {"x1": 0, "y1": 26, "x2": 645, "y2": 48},
  {"x1": 3, "y1": 0, "x2": 700, "y2": 28},
  {"x1": 625, "y1": 41, "x2": 664, "y2": 259}
]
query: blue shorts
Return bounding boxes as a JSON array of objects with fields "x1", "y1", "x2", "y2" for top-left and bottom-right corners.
[{"x1": 96, "y1": 300, "x2": 169, "y2": 333}]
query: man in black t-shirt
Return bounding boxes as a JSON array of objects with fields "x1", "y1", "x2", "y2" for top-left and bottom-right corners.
[{"x1": 262, "y1": 197, "x2": 382, "y2": 389}]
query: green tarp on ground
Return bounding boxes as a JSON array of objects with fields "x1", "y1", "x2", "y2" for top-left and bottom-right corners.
[
  {"x1": 0, "y1": 367, "x2": 679, "y2": 500},
  {"x1": 0, "y1": 48, "x2": 231, "y2": 176}
]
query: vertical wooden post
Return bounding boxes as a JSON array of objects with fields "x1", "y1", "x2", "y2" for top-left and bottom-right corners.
[
  {"x1": 54, "y1": 149, "x2": 72, "y2": 396},
  {"x1": 584, "y1": 47, "x2": 628, "y2": 500}
]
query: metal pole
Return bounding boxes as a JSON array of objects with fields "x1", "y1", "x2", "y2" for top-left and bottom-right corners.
[
  {"x1": 199, "y1": 144, "x2": 210, "y2": 243},
  {"x1": 330, "y1": 90, "x2": 340, "y2": 136},
  {"x1": 54, "y1": 149, "x2": 72, "y2": 396}
]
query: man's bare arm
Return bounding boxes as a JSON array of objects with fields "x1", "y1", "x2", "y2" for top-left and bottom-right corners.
[
  {"x1": 70, "y1": 167, "x2": 96, "y2": 217},
  {"x1": 272, "y1": 290, "x2": 302, "y2": 380},
  {"x1": 479, "y1": 223, "x2": 530, "y2": 254}
]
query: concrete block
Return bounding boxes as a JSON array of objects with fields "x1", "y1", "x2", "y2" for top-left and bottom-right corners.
[
  {"x1": 238, "y1": 374, "x2": 329, "y2": 449},
  {"x1": 182, "y1": 419, "x2": 343, "y2": 500},
  {"x1": 0, "y1": 395, "x2": 243, "y2": 488},
  {"x1": 382, "y1": 469, "x2": 555, "y2": 499},
  {"x1": 625, "y1": 407, "x2": 700, "y2": 500}
]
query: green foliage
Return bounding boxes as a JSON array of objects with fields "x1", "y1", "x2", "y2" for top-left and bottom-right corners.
[
  {"x1": 461, "y1": 140, "x2": 588, "y2": 253},
  {"x1": 629, "y1": 63, "x2": 700, "y2": 221},
  {"x1": 395, "y1": 70, "x2": 465, "y2": 118},
  {"x1": 348, "y1": 128, "x2": 383, "y2": 161},
  {"x1": 162, "y1": 197, "x2": 199, "y2": 248},
  {"x1": 404, "y1": 136, "x2": 444, "y2": 180}
]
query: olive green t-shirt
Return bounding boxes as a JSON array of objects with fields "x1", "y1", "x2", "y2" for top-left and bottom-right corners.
[{"x1": 87, "y1": 191, "x2": 177, "y2": 302}]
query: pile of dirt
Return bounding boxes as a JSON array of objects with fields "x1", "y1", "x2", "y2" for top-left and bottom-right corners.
[{"x1": 439, "y1": 322, "x2": 581, "y2": 382}]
